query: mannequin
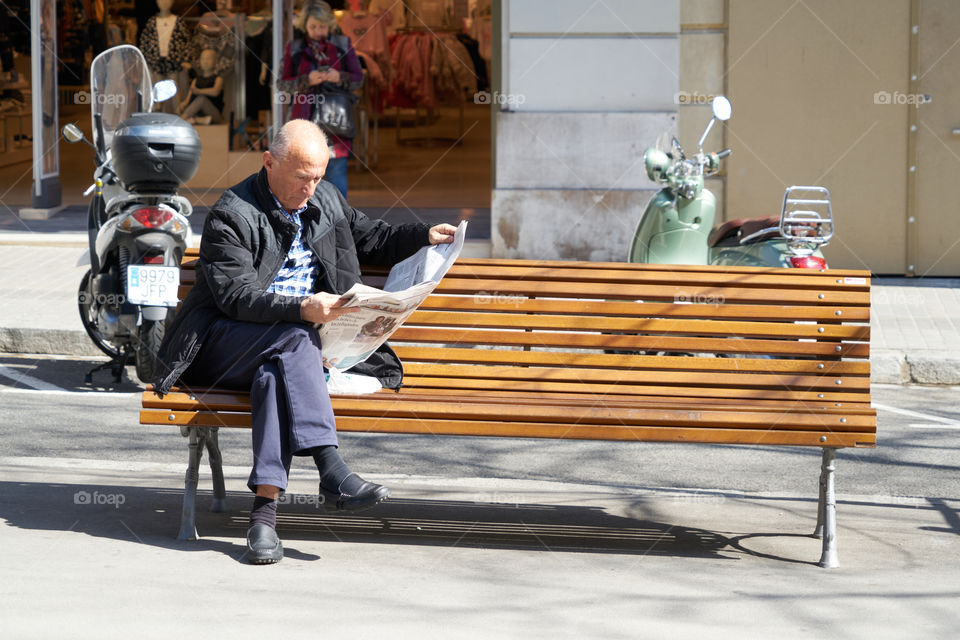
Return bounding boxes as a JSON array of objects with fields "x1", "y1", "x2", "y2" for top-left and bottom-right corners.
[
  {"x1": 188, "y1": 0, "x2": 237, "y2": 78},
  {"x1": 178, "y1": 48, "x2": 224, "y2": 125},
  {"x1": 138, "y1": 0, "x2": 190, "y2": 113}
]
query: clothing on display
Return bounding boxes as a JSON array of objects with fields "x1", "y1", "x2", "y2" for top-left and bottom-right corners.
[
  {"x1": 366, "y1": 0, "x2": 406, "y2": 32},
  {"x1": 139, "y1": 13, "x2": 190, "y2": 76},
  {"x1": 189, "y1": 12, "x2": 237, "y2": 77},
  {"x1": 387, "y1": 30, "x2": 476, "y2": 109},
  {"x1": 338, "y1": 10, "x2": 392, "y2": 78}
]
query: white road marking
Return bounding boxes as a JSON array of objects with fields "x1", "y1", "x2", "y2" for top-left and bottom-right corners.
[
  {"x1": 0, "y1": 365, "x2": 66, "y2": 392},
  {"x1": 873, "y1": 402, "x2": 960, "y2": 425},
  {"x1": 0, "y1": 386, "x2": 139, "y2": 398},
  {"x1": 906, "y1": 423, "x2": 960, "y2": 430}
]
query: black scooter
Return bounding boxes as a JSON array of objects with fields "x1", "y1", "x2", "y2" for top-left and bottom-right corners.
[{"x1": 62, "y1": 45, "x2": 201, "y2": 384}]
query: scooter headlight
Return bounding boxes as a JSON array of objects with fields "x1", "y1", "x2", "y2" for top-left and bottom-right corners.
[{"x1": 644, "y1": 148, "x2": 670, "y2": 181}]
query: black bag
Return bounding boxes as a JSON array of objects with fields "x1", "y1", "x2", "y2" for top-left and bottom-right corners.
[{"x1": 311, "y1": 84, "x2": 357, "y2": 139}]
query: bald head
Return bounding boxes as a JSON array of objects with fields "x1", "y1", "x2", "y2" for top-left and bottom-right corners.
[
  {"x1": 270, "y1": 119, "x2": 329, "y2": 162},
  {"x1": 263, "y1": 119, "x2": 331, "y2": 210}
]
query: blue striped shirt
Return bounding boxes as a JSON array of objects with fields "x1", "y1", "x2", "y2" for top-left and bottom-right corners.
[{"x1": 266, "y1": 190, "x2": 318, "y2": 297}]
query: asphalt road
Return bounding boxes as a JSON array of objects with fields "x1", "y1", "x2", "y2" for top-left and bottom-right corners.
[{"x1": 1, "y1": 353, "x2": 957, "y2": 502}]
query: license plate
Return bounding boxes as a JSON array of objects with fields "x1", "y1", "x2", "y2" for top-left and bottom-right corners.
[{"x1": 126, "y1": 265, "x2": 180, "y2": 307}]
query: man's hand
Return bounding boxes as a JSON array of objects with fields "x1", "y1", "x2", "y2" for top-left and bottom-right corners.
[
  {"x1": 300, "y1": 291, "x2": 359, "y2": 324},
  {"x1": 429, "y1": 223, "x2": 457, "y2": 245}
]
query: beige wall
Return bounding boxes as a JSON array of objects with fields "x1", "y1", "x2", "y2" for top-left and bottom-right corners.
[{"x1": 726, "y1": 0, "x2": 911, "y2": 273}]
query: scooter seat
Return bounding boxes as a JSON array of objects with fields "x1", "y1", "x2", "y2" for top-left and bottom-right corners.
[{"x1": 708, "y1": 215, "x2": 781, "y2": 247}]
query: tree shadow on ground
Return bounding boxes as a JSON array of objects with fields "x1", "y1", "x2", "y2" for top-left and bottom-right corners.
[{"x1": 0, "y1": 480, "x2": 737, "y2": 565}]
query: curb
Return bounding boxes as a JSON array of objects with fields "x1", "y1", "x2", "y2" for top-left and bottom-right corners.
[
  {"x1": 870, "y1": 349, "x2": 960, "y2": 385},
  {"x1": 0, "y1": 328, "x2": 102, "y2": 358},
  {"x1": 4, "y1": 327, "x2": 960, "y2": 386}
]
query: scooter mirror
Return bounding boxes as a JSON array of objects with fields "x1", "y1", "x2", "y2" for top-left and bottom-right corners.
[
  {"x1": 152, "y1": 79, "x2": 178, "y2": 104},
  {"x1": 62, "y1": 123, "x2": 85, "y2": 144},
  {"x1": 712, "y1": 96, "x2": 732, "y2": 121}
]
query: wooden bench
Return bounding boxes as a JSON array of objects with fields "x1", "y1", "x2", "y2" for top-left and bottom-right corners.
[{"x1": 141, "y1": 249, "x2": 876, "y2": 567}]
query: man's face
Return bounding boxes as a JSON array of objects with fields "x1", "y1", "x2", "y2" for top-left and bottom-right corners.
[{"x1": 263, "y1": 143, "x2": 328, "y2": 211}]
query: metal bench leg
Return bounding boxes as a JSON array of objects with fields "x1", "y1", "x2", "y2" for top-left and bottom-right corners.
[
  {"x1": 178, "y1": 427, "x2": 203, "y2": 541},
  {"x1": 205, "y1": 427, "x2": 227, "y2": 513},
  {"x1": 815, "y1": 448, "x2": 839, "y2": 568}
]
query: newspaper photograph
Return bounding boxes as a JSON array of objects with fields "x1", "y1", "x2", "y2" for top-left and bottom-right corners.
[{"x1": 317, "y1": 221, "x2": 468, "y2": 372}]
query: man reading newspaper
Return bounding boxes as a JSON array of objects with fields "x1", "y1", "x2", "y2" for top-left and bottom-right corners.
[{"x1": 153, "y1": 119, "x2": 456, "y2": 564}]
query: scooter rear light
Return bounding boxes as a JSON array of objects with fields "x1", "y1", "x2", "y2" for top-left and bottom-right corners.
[
  {"x1": 790, "y1": 256, "x2": 827, "y2": 269},
  {"x1": 131, "y1": 206, "x2": 174, "y2": 228},
  {"x1": 142, "y1": 255, "x2": 164, "y2": 264}
]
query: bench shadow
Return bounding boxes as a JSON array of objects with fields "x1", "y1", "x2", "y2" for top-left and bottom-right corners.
[{"x1": 0, "y1": 480, "x2": 740, "y2": 564}]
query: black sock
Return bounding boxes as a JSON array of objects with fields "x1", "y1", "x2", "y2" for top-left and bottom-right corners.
[
  {"x1": 312, "y1": 445, "x2": 364, "y2": 493},
  {"x1": 250, "y1": 496, "x2": 277, "y2": 529}
]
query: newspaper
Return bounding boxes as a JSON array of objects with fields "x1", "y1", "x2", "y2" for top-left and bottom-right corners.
[{"x1": 317, "y1": 221, "x2": 467, "y2": 372}]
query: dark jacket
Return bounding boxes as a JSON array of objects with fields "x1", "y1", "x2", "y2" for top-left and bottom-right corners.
[{"x1": 152, "y1": 168, "x2": 430, "y2": 396}]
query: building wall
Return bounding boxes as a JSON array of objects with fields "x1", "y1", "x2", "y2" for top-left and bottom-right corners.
[
  {"x1": 491, "y1": 0, "x2": 681, "y2": 262},
  {"x1": 726, "y1": 0, "x2": 911, "y2": 273},
  {"x1": 494, "y1": 0, "x2": 958, "y2": 275}
]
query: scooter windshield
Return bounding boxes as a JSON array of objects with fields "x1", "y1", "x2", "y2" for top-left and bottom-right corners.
[
  {"x1": 89, "y1": 45, "x2": 153, "y2": 152},
  {"x1": 655, "y1": 130, "x2": 685, "y2": 160}
]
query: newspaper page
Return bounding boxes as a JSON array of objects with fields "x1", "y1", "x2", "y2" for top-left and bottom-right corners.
[
  {"x1": 317, "y1": 221, "x2": 468, "y2": 372},
  {"x1": 383, "y1": 220, "x2": 468, "y2": 292}
]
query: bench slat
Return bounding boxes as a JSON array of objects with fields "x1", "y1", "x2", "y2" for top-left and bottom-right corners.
[
  {"x1": 326, "y1": 398, "x2": 877, "y2": 430},
  {"x1": 430, "y1": 277, "x2": 870, "y2": 306},
  {"x1": 389, "y1": 327, "x2": 870, "y2": 358},
  {"x1": 145, "y1": 391, "x2": 875, "y2": 417},
  {"x1": 400, "y1": 363, "x2": 870, "y2": 391},
  {"x1": 404, "y1": 310, "x2": 870, "y2": 340},
  {"x1": 450, "y1": 257, "x2": 873, "y2": 279},
  {"x1": 412, "y1": 265, "x2": 870, "y2": 290},
  {"x1": 398, "y1": 376, "x2": 869, "y2": 402},
  {"x1": 417, "y1": 296, "x2": 871, "y2": 322},
  {"x1": 180, "y1": 260, "x2": 869, "y2": 290},
  {"x1": 391, "y1": 346, "x2": 871, "y2": 375},
  {"x1": 141, "y1": 409, "x2": 874, "y2": 447}
]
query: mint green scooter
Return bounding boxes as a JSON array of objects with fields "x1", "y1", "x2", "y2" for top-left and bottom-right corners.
[{"x1": 629, "y1": 96, "x2": 833, "y2": 269}]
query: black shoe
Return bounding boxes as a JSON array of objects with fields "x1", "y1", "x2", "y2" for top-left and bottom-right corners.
[
  {"x1": 246, "y1": 524, "x2": 283, "y2": 564},
  {"x1": 319, "y1": 473, "x2": 390, "y2": 512}
]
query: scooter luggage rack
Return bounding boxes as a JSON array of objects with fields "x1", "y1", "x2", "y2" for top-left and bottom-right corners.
[{"x1": 778, "y1": 185, "x2": 834, "y2": 249}]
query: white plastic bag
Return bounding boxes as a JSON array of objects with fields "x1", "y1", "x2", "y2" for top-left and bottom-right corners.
[{"x1": 324, "y1": 368, "x2": 383, "y2": 395}]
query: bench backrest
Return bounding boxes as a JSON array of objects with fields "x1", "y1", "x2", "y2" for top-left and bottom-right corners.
[{"x1": 176, "y1": 250, "x2": 874, "y2": 446}]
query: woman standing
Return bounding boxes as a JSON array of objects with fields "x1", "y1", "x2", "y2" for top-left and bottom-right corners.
[{"x1": 278, "y1": 2, "x2": 363, "y2": 197}]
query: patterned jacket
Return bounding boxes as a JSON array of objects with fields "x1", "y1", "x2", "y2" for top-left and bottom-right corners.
[{"x1": 139, "y1": 15, "x2": 191, "y2": 76}]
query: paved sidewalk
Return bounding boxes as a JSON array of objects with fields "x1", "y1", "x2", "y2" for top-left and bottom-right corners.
[
  {"x1": 1, "y1": 209, "x2": 957, "y2": 383},
  {"x1": 1, "y1": 457, "x2": 958, "y2": 639}
]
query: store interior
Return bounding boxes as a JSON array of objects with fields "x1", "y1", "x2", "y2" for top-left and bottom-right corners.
[{"x1": 0, "y1": 0, "x2": 492, "y2": 236}]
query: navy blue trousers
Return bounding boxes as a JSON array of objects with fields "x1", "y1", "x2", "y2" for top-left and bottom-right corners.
[{"x1": 183, "y1": 318, "x2": 339, "y2": 492}]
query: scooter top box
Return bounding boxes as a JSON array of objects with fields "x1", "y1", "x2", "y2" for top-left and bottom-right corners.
[{"x1": 111, "y1": 113, "x2": 202, "y2": 193}]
